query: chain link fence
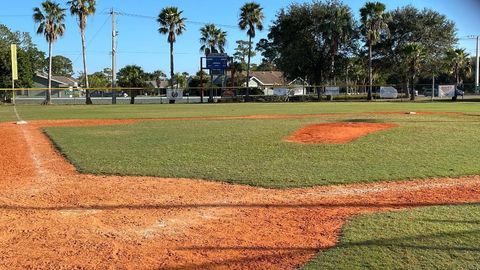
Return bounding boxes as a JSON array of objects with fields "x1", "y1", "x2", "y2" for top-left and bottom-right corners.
[{"x1": 1, "y1": 83, "x2": 479, "y2": 105}]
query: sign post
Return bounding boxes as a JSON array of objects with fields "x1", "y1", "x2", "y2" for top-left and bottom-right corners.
[
  {"x1": 207, "y1": 53, "x2": 228, "y2": 103},
  {"x1": 200, "y1": 53, "x2": 232, "y2": 103},
  {"x1": 11, "y1": 44, "x2": 18, "y2": 105}
]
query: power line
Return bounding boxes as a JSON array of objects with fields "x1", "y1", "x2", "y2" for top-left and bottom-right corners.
[
  {"x1": 0, "y1": 14, "x2": 31, "y2": 17},
  {"x1": 111, "y1": 11, "x2": 239, "y2": 29},
  {"x1": 117, "y1": 50, "x2": 200, "y2": 55},
  {"x1": 72, "y1": 15, "x2": 111, "y2": 65}
]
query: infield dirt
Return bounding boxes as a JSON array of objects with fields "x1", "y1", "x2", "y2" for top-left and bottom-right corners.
[{"x1": 1, "y1": 115, "x2": 480, "y2": 269}]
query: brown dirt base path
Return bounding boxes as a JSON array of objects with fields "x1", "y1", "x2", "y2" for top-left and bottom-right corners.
[{"x1": 1, "y1": 117, "x2": 480, "y2": 269}]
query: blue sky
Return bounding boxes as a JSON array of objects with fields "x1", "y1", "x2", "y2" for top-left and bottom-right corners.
[{"x1": 1, "y1": 0, "x2": 479, "y2": 76}]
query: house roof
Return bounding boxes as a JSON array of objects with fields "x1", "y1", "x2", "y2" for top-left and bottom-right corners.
[
  {"x1": 288, "y1": 77, "x2": 309, "y2": 86},
  {"x1": 247, "y1": 71, "x2": 285, "y2": 86},
  {"x1": 35, "y1": 73, "x2": 79, "y2": 86}
]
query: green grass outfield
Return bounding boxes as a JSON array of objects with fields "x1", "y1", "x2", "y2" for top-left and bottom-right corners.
[
  {"x1": 0, "y1": 105, "x2": 17, "y2": 122},
  {"x1": 44, "y1": 111, "x2": 480, "y2": 188},
  {"x1": 1, "y1": 102, "x2": 480, "y2": 122},
  {"x1": 303, "y1": 204, "x2": 480, "y2": 269}
]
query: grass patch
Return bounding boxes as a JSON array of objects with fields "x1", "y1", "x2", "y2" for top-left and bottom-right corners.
[
  {"x1": 303, "y1": 204, "x2": 480, "y2": 269},
  {"x1": 44, "y1": 113, "x2": 480, "y2": 188},
  {"x1": 0, "y1": 105, "x2": 16, "y2": 122},
  {"x1": 15, "y1": 102, "x2": 480, "y2": 121}
]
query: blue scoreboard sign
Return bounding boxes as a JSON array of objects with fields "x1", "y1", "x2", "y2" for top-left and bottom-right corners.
[{"x1": 206, "y1": 53, "x2": 229, "y2": 70}]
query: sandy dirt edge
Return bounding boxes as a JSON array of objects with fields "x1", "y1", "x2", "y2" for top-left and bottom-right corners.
[{"x1": 1, "y1": 114, "x2": 479, "y2": 269}]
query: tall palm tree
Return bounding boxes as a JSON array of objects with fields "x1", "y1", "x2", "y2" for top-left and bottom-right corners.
[
  {"x1": 402, "y1": 42, "x2": 425, "y2": 101},
  {"x1": 200, "y1": 24, "x2": 227, "y2": 56},
  {"x1": 158, "y1": 7, "x2": 186, "y2": 89},
  {"x1": 323, "y1": 3, "x2": 355, "y2": 85},
  {"x1": 446, "y1": 48, "x2": 471, "y2": 100},
  {"x1": 238, "y1": 2, "x2": 264, "y2": 100},
  {"x1": 360, "y1": 2, "x2": 390, "y2": 100},
  {"x1": 67, "y1": 0, "x2": 96, "y2": 105},
  {"x1": 33, "y1": 1, "x2": 66, "y2": 105}
]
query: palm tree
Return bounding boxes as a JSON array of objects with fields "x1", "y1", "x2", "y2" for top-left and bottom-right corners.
[
  {"x1": 158, "y1": 7, "x2": 186, "y2": 89},
  {"x1": 323, "y1": 3, "x2": 355, "y2": 85},
  {"x1": 446, "y1": 48, "x2": 471, "y2": 100},
  {"x1": 200, "y1": 24, "x2": 227, "y2": 56},
  {"x1": 402, "y1": 42, "x2": 425, "y2": 101},
  {"x1": 67, "y1": 0, "x2": 96, "y2": 105},
  {"x1": 238, "y1": 2, "x2": 264, "y2": 100},
  {"x1": 360, "y1": 2, "x2": 390, "y2": 100},
  {"x1": 33, "y1": 1, "x2": 66, "y2": 105}
]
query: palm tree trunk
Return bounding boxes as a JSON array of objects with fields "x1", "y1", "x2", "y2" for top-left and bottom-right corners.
[
  {"x1": 170, "y1": 41, "x2": 174, "y2": 88},
  {"x1": 367, "y1": 43, "x2": 373, "y2": 101},
  {"x1": 170, "y1": 41, "x2": 175, "y2": 104},
  {"x1": 246, "y1": 35, "x2": 252, "y2": 101},
  {"x1": 82, "y1": 28, "x2": 92, "y2": 105},
  {"x1": 454, "y1": 64, "x2": 459, "y2": 100},
  {"x1": 410, "y1": 74, "x2": 416, "y2": 101},
  {"x1": 47, "y1": 41, "x2": 53, "y2": 105},
  {"x1": 331, "y1": 52, "x2": 336, "y2": 86},
  {"x1": 404, "y1": 78, "x2": 410, "y2": 99},
  {"x1": 410, "y1": 61, "x2": 416, "y2": 101}
]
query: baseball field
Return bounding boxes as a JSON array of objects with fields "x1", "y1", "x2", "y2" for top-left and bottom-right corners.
[{"x1": 1, "y1": 102, "x2": 480, "y2": 269}]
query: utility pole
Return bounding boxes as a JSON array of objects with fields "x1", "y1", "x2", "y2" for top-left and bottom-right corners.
[
  {"x1": 476, "y1": 36, "x2": 479, "y2": 94},
  {"x1": 467, "y1": 35, "x2": 480, "y2": 94},
  {"x1": 111, "y1": 8, "x2": 117, "y2": 104}
]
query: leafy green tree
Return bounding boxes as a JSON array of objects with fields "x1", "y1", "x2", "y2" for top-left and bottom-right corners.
[
  {"x1": 158, "y1": 7, "x2": 186, "y2": 89},
  {"x1": 234, "y1": 40, "x2": 255, "y2": 64},
  {"x1": 187, "y1": 70, "x2": 209, "y2": 97},
  {"x1": 67, "y1": 0, "x2": 96, "y2": 104},
  {"x1": 199, "y1": 24, "x2": 227, "y2": 56},
  {"x1": 317, "y1": 0, "x2": 356, "y2": 84},
  {"x1": 255, "y1": 38, "x2": 277, "y2": 70},
  {"x1": 49, "y1": 55, "x2": 73, "y2": 76},
  {"x1": 173, "y1": 72, "x2": 188, "y2": 88},
  {"x1": 267, "y1": 2, "x2": 359, "y2": 87},
  {"x1": 360, "y1": 1, "x2": 390, "y2": 100},
  {"x1": 402, "y1": 42, "x2": 426, "y2": 101},
  {"x1": 230, "y1": 61, "x2": 246, "y2": 87},
  {"x1": 348, "y1": 56, "x2": 368, "y2": 91},
  {"x1": 377, "y1": 6, "x2": 456, "y2": 97},
  {"x1": 33, "y1": 0, "x2": 66, "y2": 104},
  {"x1": 238, "y1": 2, "x2": 264, "y2": 99},
  {"x1": 117, "y1": 65, "x2": 147, "y2": 104},
  {"x1": 147, "y1": 70, "x2": 167, "y2": 81},
  {"x1": 0, "y1": 24, "x2": 45, "y2": 96},
  {"x1": 88, "y1": 71, "x2": 110, "y2": 88}
]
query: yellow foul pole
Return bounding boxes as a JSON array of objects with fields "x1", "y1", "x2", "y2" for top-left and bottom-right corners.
[{"x1": 11, "y1": 44, "x2": 18, "y2": 105}]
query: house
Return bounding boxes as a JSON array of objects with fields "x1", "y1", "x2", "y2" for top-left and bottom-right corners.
[
  {"x1": 243, "y1": 71, "x2": 286, "y2": 95},
  {"x1": 25, "y1": 73, "x2": 80, "y2": 98},
  {"x1": 243, "y1": 71, "x2": 311, "y2": 95}
]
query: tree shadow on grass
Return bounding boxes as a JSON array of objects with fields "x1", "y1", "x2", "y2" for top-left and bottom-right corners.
[
  {"x1": 161, "y1": 248, "x2": 315, "y2": 270},
  {"x1": 341, "y1": 228, "x2": 480, "y2": 252},
  {"x1": 341, "y1": 119, "x2": 383, "y2": 123},
  {"x1": 166, "y1": 228, "x2": 480, "y2": 269}
]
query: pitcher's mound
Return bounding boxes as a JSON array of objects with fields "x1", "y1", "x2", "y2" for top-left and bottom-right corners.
[{"x1": 285, "y1": 122, "x2": 397, "y2": 144}]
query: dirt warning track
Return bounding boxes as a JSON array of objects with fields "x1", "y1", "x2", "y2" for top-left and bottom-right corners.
[{"x1": 1, "y1": 116, "x2": 480, "y2": 269}]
